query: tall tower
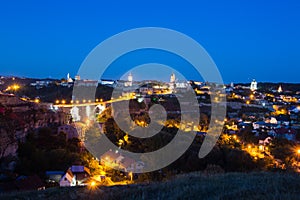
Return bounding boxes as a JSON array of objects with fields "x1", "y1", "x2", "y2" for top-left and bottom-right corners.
[
  {"x1": 278, "y1": 85, "x2": 283, "y2": 93},
  {"x1": 67, "y1": 73, "x2": 73, "y2": 83},
  {"x1": 250, "y1": 79, "x2": 257, "y2": 91},
  {"x1": 170, "y1": 72, "x2": 176, "y2": 83},
  {"x1": 169, "y1": 72, "x2": 176, "y2": 93},
  {"x1": 125, "y1": 72, "x2": 133, "y2": 87}
]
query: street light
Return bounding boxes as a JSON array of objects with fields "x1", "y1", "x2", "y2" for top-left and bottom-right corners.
[
  {"x1": 90, "y1": 181, "x2": 96, "y2": 187},
  {"x1": 12, "y1": 84, "x2": 20, "y2": 91},
  {"x1": 129, "y1": 172, "x2": 133, "y2": 182}
]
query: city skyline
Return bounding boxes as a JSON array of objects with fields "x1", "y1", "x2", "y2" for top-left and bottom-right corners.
[{"x1": 0, "y1": 1, "x2": 300, "y2": 83}]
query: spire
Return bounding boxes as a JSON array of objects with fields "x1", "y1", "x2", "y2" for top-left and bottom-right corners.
[
  {"x1": 250, "y1": 79, "x2": 257, "y2": 91},
  {"x1": 278, "y1": 85, "x2": 283, "y2": 93}
]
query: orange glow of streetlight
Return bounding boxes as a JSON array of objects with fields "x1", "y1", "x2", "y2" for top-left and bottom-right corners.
[
  {"x1": 265, "y1": 147, "x2": 268, "y2": 151},
  {"x1": 90, "y1": 181, "x2": 96, "y2": 187},
  {"x1": 297, "y1": 149, "x2": 300, "y2": 155},
  {"x1": 129, "y1": 172, "x2": 133, "y2": 181},
  {"x1": 12, "y1": 84, "x2": 20, "y2": 90},
  {"x1": 88, "y1": 180, "x2": 97, "y2": 190},
  {"x1": 55, "y1": 100, "x2": 60, "y2": 104},
  {"x1": 61, "y1": 100, "x2": 66, "y2": 104},
  {"x1": 100, "y1": 171, "x2": 106, "y2": 176}
]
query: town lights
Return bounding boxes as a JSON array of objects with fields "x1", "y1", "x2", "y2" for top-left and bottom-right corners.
[
  {"x1": 88, "y1": 181, "x2": 97, "y2": 190},
  {"x1": 12, "y1": 84, "x2": 20, "y2": 90},
  {"x1": 90, "y1": 181, "x2": 96, "y2": 187},
  {"x1": 129, "y1": 172, "x2": 133, "y2": 181},
  {"x1": 6, "y1": 84, "x2": 20, "y2": 92}
]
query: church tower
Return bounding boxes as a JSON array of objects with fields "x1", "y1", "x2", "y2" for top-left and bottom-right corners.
[
  {"x1": 169, "y1": 72, "x2": 176, "y2": 93},
  {"x1": 250, "y1": 79, "x2": 257, "y2": 91},
  {"x1": 278, "y1": 85, "x2": 283, "y2": 93}
]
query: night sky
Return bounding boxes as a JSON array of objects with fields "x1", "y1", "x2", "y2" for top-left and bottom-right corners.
[{"x1": 0, "y1": 0, "x2": 299, "y2": 83}]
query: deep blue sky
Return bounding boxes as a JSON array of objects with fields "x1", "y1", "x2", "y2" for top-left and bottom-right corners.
[{"x1": 0, "y1": 0, "x2": 299, "y2": 83}]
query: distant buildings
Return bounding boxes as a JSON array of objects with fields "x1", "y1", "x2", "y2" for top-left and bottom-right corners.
[{"x1": 30, "y1": 80, "x2": 53, "y2": 89}]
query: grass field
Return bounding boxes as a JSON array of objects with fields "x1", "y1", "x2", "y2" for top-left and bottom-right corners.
[{"x1": 1, "y1": 172, "x2": 300, "y2": 200}]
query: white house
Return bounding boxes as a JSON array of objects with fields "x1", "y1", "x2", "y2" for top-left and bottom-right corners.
[{"x1": 59, "y1": 169, "x2": 76, "y2": 187}]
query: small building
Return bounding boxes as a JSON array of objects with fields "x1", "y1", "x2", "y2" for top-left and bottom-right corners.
[
  {"x1": 70, "y1": 165, "x2": 91, "y2": 186},
  {"x1": 45, "y1": 171, "x2": 65, "y2": 183},
  {"x1": 59, "y1": 169, "x2": 76, "y2": 187}
]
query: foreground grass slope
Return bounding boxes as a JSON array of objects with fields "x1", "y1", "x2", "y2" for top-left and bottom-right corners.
[{"x1": 1, "y1": 172, "x2": 300, "y2": 200}]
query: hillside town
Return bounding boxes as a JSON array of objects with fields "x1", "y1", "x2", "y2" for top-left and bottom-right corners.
[{"x1": 0, "y1": 74, "x2": 300, "y2": 192}]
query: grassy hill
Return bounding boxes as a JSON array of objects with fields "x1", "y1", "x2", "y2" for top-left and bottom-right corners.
[{"x1": 1, "y1": 172, "x2": 300, "y2": 200}]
